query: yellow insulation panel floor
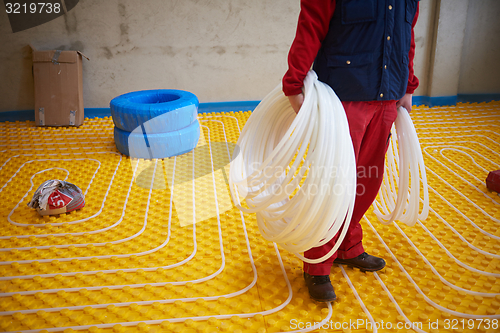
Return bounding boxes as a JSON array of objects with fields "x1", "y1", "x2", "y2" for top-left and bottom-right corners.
[{"x1": 0, "y1": 102, "x2": 499, "y2": 333}]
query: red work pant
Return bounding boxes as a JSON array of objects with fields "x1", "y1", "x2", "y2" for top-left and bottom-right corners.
[{"x1": 303, "y1": 100, "x2": 398, "y2": 275}]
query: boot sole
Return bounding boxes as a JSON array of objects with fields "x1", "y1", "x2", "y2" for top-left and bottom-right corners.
[
  {"x1": 335, "y1": 262, "x2": 386, "y2": 272},
  {"x1": 311, "y1": 294, "x2": 337, "y2": 302}
]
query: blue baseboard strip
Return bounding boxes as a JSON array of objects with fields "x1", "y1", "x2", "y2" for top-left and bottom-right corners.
[
  {"x1": 413, "y1": 94, "x2": 500, "y2": 107},
  {"x1": 1, "y1": 95, "x2": 499, "y2": 123},
  {"x1": 199, "y1": 100, "x2": 260, "y2": 113},
  {"x1": 0, "y1": 110, "x2": 33, "y2": 122},
  {"x1": 85, "y1": 108, "x2": 112, "y2": 118},
  {"x1": 457, "y1": 93, "x2": 500, "y2": 104},
  {"x1": 413, "y1": 96, "x2": 458, "y2": 107}
]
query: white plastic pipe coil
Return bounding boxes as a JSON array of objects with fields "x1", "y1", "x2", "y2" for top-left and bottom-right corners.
[
  {"x1": 229, "y1": 70, "x2": 429, "y2": 263},
  {"x1": 229, "y1": 71, "x2": 356, "y2": 264},
  {"x1": 374, "y1": 106, "x2": 430, "y2": 226}
]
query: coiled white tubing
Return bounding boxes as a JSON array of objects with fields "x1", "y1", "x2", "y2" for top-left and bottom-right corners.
[
  {"x1": 229, "y1": 71, "x2": 357, "y2": 264},
  {"x1": 373, "y1": 106, "x2": 430, "y2": 226}
]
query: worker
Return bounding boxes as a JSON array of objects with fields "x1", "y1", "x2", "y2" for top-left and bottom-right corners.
[{"x1": 282, "y1": 0, "x2": 420, "y2": 302}]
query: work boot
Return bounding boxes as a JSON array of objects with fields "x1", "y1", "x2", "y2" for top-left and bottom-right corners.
[
  {"x1": 303, "y1": 272, "x2": 337, "y2": 302},
  {"x1": 333, "y1": 252, "x2": 386, "y2": 272}
]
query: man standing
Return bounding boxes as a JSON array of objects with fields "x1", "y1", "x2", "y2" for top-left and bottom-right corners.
[{"x1": 282, "y1": 0, "x2": 420, "y2": 302}]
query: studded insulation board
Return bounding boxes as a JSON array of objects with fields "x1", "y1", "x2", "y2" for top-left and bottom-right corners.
[{"x1": 0, "y1": 102, "x2": 499, "y2": 333}]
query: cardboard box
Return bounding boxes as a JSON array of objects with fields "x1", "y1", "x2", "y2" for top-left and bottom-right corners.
[{"x1": 31, "y1": 46, "x2": 88, "y2": 126}]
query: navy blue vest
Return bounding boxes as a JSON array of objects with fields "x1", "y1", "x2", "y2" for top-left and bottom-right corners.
[{"x1": 313, "y1": 0, "x2": 419, "y2": 101}]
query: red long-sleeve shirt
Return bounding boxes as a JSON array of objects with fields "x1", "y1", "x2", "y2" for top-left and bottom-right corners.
[{"x1": 282, "y1": 0, "x2": 419, "y2": 97}]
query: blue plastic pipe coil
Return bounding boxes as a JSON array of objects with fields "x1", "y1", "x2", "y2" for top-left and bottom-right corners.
[
  {"x1": 110, "y1": 89, "x2": 199, "y2": 133},
  {"x1": 110, "y1": 89, "x2": 200, "y2": 159}
]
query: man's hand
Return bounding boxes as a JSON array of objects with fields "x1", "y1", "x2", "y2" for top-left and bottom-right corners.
[
  {"x1": 396, "y1": 93, "x2": 413, "y2": 112},
  {"x1": 288, "y1": 93, "x2": 304, "y2": 114}
]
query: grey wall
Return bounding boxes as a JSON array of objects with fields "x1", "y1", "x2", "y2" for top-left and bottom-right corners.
[
  {"x1": 1, "y1": 0, "x2": 499, "y2": 112},
  {"x1": 0, "y1": 0, "x2": 298, "y2": 111},
  {"x1": 458, "y1": 0, "x2": 500, "y2": 94},
  {"x1": 412, "y1": 0, "x2": 436, "y2": 97},
  {"x1": 425, "y1": 0, "x2": 470, "y2": 97},
  {"x1": 424, "y1": 0, "x2": 500, "y2": 97}
]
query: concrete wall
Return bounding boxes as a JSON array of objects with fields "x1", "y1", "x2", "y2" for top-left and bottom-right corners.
[
  {"x1": 458, "y1": 0, "x2": 500, "y2": 94},
  {"x1": 425, "y1": 0, "x2": 470, "y2": 97},
  {"x1": 425, "y1": 0, "x2": 500, "y2": 98},
  {"x1": 412, "y1": 0, "x2": 436, "y2": 97},
  {"x1": 0, "y1": 0, "x2": 298, "y2": 111},
  {"x1": 0, "y1": 0, "x2": 499, "y2": 112}
]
